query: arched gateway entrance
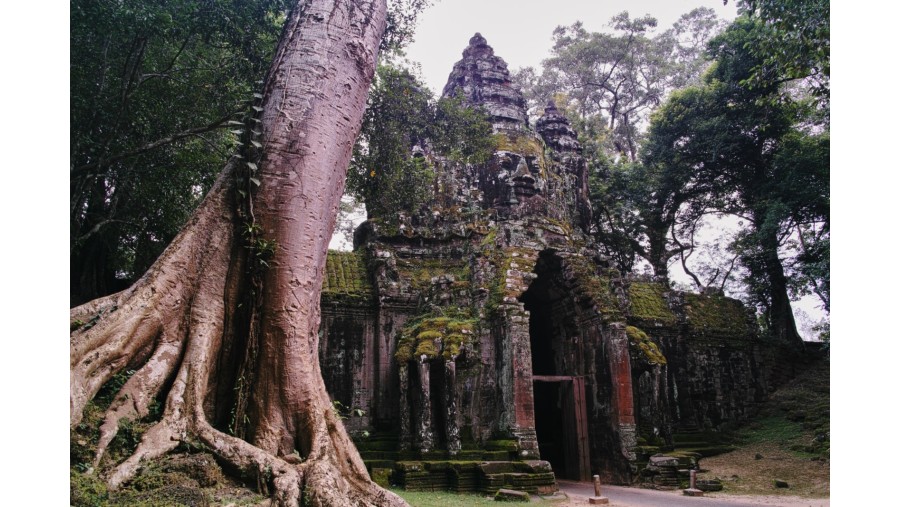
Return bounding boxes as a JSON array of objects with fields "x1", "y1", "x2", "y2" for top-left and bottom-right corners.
[{"x1": 520, "y1": 251, "x2": 591, "y2": 481}]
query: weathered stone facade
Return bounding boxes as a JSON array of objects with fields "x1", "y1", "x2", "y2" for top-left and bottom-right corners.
[{"x1": 318, "y1": 35, "x2": 786, "y2": 489}]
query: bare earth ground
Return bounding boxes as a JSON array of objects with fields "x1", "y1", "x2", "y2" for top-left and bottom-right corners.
[{"x1": 557, "y1": 480, "x2": 829, "y2": 507}]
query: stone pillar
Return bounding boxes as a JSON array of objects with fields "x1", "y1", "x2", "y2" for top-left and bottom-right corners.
[
  {"x1": 606, "y1": 323, "x2": 637, "y2": 460},
  {"x1": 417, "y1": 359, "x2": 434, "y2": 453},
  {"x1": 398, "y1": 363, "x2": 411, "y2": 450},
  {"x1": 445, "y1": 359, "x2": 461, "y2": 455}
]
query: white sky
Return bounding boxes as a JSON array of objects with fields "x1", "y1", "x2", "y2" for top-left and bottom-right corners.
[{"x1": 405, "y1": 0, "x2": 739, "y2": 95}]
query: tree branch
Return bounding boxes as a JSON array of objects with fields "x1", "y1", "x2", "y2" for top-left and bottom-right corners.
[{"x1": 71, "y1": 113, "x2": 236, "y2": 178}]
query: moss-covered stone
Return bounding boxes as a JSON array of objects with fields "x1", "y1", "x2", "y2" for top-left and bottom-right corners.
[
  {"x1": 396, "y1": 257, "x2": 470, "y2": 291},
  {"x1": 322, "y1": 250, "x2": 373, "y2": 304},
  {"x1": 684, "y1": 293, "x2": 751, "y2": 339},
  {"x1": 396, "y1": 312, "x2": 478, "y2": 363},
  {"x1": 627, "y1": 282, "x2": 677, "y2": 327},
  {"x1": 485, "y1": 439, "x2": 519, "y2": 452},
  {"x1": 564, "y1": 256, "x2": 624, "y2": 321},
  {"x1": 371, "y1": 467, "x2": 393, "y2": 488},
  {"x1": 626, "y1": 326, "x2": 667, "y2": 365},
  {"x1": 496, "y1": 132, "x2": 546, "y2": 173}
]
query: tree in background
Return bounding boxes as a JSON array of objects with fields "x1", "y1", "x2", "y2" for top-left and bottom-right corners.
[
  {"x1": 347, "y1": 65, "x2": 495, "y2": 223},
  {"x1": 70, "y1": 0, "x2": 411, "y2": 504},
  {"x1": 70, "y1": 0, "x2": 292, "y2": 305},
  {"x1": 731, "y1": 0, "x2": 829, "y2": 105},
  {"x1": 515, "y1": 8, "x2": 724, "y2": 163},
  {"x1": 513, "y1": 9, "x2": 726, "y2": 279},
  {"x1": 642, "y1": 18, "x2": 829, "y2": 347}
]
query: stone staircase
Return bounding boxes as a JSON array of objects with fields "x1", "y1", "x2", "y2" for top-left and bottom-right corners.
[{"x1": 354, "y1": 434, "x2": 556, "y2": 494}]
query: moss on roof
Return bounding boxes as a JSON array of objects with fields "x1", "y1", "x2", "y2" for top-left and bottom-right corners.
[
  {"x1": 684, "y1": 293, "x2": 751, "y2": 339},
  {"x1": 322, "y1": 250, "x2": 373, "y2": 303},
  {"x1": 627, "y1": 281, "x2": 677, "y2": 327}
]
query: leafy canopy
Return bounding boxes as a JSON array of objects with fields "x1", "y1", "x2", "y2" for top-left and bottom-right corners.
[{"x1": 347, "y1": 65, "x2": 496, "y2": 221}]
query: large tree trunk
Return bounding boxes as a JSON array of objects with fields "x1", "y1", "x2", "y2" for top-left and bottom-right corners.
[
  {"x1": 69, "y1": 1, "x2": 406, "y2": 505},
  {"x1": 758, "y1": 223, "x2": 805, "y2": 349}
]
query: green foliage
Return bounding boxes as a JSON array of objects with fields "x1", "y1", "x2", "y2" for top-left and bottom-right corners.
[
  {"x1": 71, "y1": 469, "x2": 109, "y2": 506},
  {"x1": 70, "y1": 0, "x2": 290, "y2": 303},
  {"x1": 347, "y1": 64, "x2": 496, "y2": 222},
  {"x1": 433, "y1": 93, "x2": 498, "y2": 165},
  {"x1": 643, "y1": 17, "x2": 828, "y2": 342},
  {"x1": 381, "y1": 0, "x2": 434, "y2": 54},
  {"x1": 734, "y1": 0, "x2": 829, "y2": 103}
]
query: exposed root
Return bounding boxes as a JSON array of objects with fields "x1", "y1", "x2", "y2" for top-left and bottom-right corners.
[
  {"x1": 107, "y1": 418, "x2": 183, "y2": 489},
  {"x1": 92, "y1": 339, "x2": 184, "y2": 468},
  {"x1": 197, "y1": 420, "x2": 302, "y2": 506}
]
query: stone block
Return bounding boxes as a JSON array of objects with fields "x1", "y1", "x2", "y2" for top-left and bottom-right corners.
[
  {"x1": 371, "y1": 468, "x2": 392, "y2": 488},
  {"x1": 494, "y1": 488, "x2": 530, "y2": 502},
  {"x1": 683, "y1": 488, "x2": 704, "y2": 497}
]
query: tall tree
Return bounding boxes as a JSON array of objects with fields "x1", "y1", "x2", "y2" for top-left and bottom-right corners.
[
  {"x1": 643, "y1": 18, "x2": 829, "y2": 347},
  {"x1": 70, "y1": 1, "x2": 408, "y2": 505}
]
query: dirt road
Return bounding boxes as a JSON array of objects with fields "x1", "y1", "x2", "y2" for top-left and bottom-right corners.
[{"x1": 555, "y1": 480, "x2": 830, "y2": 507}]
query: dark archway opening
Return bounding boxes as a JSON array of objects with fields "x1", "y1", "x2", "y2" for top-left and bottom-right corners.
[{"x1": 521, "y1": 251, "x2": 590, "y2": 481}]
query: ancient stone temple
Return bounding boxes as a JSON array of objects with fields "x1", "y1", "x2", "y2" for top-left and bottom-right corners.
[{"x1": 318, "y1": 34, "x2": 784, "y2": 493}]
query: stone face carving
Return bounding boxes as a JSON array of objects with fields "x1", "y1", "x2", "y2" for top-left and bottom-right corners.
[{"x1": 317, "y1": 35, "x2": 789, "y2": 491}]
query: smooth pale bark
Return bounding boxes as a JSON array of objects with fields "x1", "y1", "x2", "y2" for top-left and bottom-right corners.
[{"x1": 70, "y1": 1, "x2": 406, "y2": 505}]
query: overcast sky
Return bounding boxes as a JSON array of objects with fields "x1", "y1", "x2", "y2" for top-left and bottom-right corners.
[{"x1": 405, "y1": 0, "x2": 739, "y2": 95}]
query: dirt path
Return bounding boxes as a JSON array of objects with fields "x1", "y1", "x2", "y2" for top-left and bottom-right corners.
[{"x1": 555, "y1": 480, "x2": 829, "y2": 507}]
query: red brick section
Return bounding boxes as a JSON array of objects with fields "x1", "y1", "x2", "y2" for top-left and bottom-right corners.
[{"x1": 607, "y1": 326, "x2": 635, "y2": 425}]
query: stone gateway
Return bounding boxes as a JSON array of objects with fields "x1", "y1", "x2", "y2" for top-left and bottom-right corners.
[{"x1": 317, "y1": 35, "x2": 788, "y2": 493}]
